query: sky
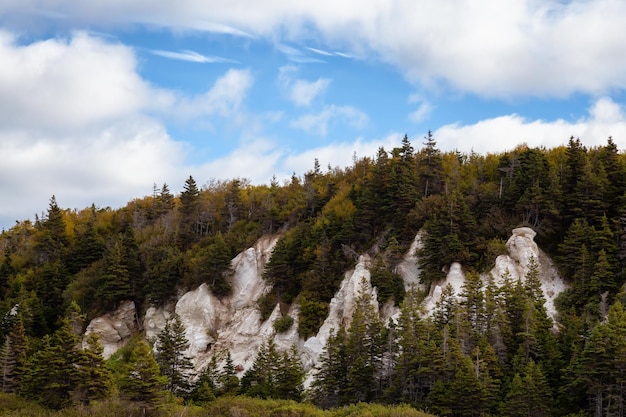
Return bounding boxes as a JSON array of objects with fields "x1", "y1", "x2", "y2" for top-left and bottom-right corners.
[{"x1": 3, "y1": 1, "x2": 626, "y2": 231}]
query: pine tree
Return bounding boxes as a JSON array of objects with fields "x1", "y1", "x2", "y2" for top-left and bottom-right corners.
[
  {"x1": 344, "y1": 280, "x2": 385, "y2": 403},
  {"x1": 501, "y1": 360, "x2": 553, "y2": 417},
  {"x1": 310, "y1": 326, "x2": 348, "y2": 408},
  {"x1": 421, "y1": 130, "x2": 443, "y2": 197},
  {"x1": 219, "y1": 350, "x2": 240, "y2": 395},
  {"x1": 33, "y1": 195, "x2": 70, "y2": 263},
  {"x1": 119, "y1": 340, "x2": 166, "y2": 410},
  {"x1": 178, "y1": 175, "x2": 200, "y2": 248},
  {"x1": 0, "y1": 312, "x2": 26, "y2": 393},
  {"x1": 96, "y1": 237, "x2": 132, "y2": 311},
  {"x1": 0, "y1": 247, "x2": 15, "y2": 298},
  {"x1": 155, "y1": 314, "x2": 194, "y2": 397},
  {"x1": 191, "y1": 355, "x2": 219, "y2": 403},
  {"x1": 20, "y1": 312, "x2": 83, "y2": 409},
  {"x1": 66, "y1": 205, "x2": 105, "y2": 274},
  {"x1": 581, "y1": 301, "x2": 626, "y2": 417},
  {"x1": 72, "y1": 333, "x2": 113, "y2": 404},
  {"x1": 240, "y1": 340, "x2": 304, "y2": 401}
]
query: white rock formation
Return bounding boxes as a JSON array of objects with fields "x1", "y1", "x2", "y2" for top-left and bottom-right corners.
[
  {"x1": 302, "y1": 255, "x2": 377, "y2": 368},
  {"x1": 419, "y1": 227, "x2": 566, "y2": 321},
  {"x1": 85, "y1": 226, "x2": 566, "y2": 379},
  {"x1": 83, "y1": 300, "x2": 138, "y2": 358},
  {"x1": 396, "y1": 231, "x2": 423, "y2": 290},
  {"x1": 146, "y1": 234, "x2": 285, "y2": 375}
]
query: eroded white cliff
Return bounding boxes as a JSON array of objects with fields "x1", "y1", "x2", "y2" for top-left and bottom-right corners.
[
  {"x1": 85, "y1": 226, "x2": 566, "y2": 378},
  {"x1": 83, "y1": 300, "x2": 138, "y2": 358},
  {"x1": 421, "y1": 227, "x2": 566, "y2": 321}
]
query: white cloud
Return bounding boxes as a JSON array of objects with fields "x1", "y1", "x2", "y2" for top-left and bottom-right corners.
[
  {"x1": 290, "y1": 79, "x2": 331, "y2": 107},
  {"x1": 281, "y1": 133, "x2": 403, "y2": 177},
  {"x1": 7, "y1": 0, "x2": 626, "y2": 98},
  {"x1": 0, "y1": 30, "x2": 255, "y2": 230},
  {"x1": 173, "y1": 68, "x2": 253, "y2": 120},
  {"x1": 409, "y1": 101, "x2": 434, "y2": 123},
  {"x1": 0, "y1": 116, "x2": 185, "y2": 227},
  {"x1": 433, "y1": 97, "x2": 626, "y2": 154},
  {"x1": 291, "y1": 105, "x2": 368, "y2": 136},
  {"x1": 0, "y1": 31, "x2": 153, "y2": 131},
  {"x1": 278, "y1": 65, "x2": 331, "y2": 107},
  {"x1": 188, "y1": 133, "x2": 404, "y2": 186}
]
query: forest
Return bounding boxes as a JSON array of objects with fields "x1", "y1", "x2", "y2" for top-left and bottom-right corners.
[{"x1": 1, "y1": 133, "x2": 626, "y2": 416}]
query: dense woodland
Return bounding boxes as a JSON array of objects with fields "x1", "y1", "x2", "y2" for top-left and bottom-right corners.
[{"x1": 2, "y1": 134, "x2": 626, "y2": 416}]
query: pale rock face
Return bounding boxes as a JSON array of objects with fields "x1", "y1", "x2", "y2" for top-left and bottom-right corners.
[
  {"x1": 396, "y1": 231, "x2": 423, "y2": 290},
  {"x1": 83, "y1": 300, "x2": 138, "y2": 359},
  {"x1": 416, "y1": 226, "x2": 566, "y2": 320},
  {"x1": 303, "y1": 255, "x2": 377, "y2": 367},
  {"x1": 85, "y1": 226, "x2": 566, "y2": 382},
  {"x1": 170, "y1": 234, "x2": 283, "y2": 374},
  {"x1": 422, "y1": 262, "x2": 466, "y2": 313},
  {"x1": 491, "y1": 227, "x2": 566, "y2": 320}
]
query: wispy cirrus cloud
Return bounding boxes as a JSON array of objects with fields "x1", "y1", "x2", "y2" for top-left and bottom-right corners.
[
  {"x1": 307, "y1": 47, "x2": 355, "y2": 59},
  {"x1": 276, "y1": 44, "x2": 325, "y2": 64},
  {"x1": 149, "y1": 49, "x2": 238, "y2": 63}
]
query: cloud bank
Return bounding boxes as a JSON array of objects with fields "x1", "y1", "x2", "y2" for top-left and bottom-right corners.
[{"x1": 5, "y1": 1, "x2": 626, "y2": 97}]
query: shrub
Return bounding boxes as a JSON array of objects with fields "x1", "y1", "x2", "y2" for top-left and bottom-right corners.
[{"x1": 273, "y1": 315, "x2": 294, "y2": 333}]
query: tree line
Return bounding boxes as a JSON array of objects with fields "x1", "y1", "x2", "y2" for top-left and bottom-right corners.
[{"x1": 2, "y1": 134, "x2": 626, "y2": 415}]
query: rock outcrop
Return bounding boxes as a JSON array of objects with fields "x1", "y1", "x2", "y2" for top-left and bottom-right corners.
[
  {"x1": 83, "y1": 300, "x2": 139, "y2": 358},
  {"x1": 85, "y1": 226, "x2": 567, "y2": 377},
  {"x1": 421, "y1": 227, "x2": 566, "y2": 321}
]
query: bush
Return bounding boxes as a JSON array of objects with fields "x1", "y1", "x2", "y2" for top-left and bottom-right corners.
[{"x1": 273, "y1": 315, "x2": 294, "y2": 333}]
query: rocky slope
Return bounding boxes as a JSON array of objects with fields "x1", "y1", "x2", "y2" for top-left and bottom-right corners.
[{"x1": 84, "y1": 226, "x2": 566, "y2": 379}]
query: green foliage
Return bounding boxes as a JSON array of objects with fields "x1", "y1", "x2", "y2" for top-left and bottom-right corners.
[
  {"x1": 155, "y1": 314, "x2": 194, "y2": 397},
  {"x1": 240, "y1": 340, "x2": 304, "y2": 401},
  {"x1": 6, "y1": 137, "x2": 626, "y2": 416},
  {"x1": 118, "y1": 339, "x2": 166, "y2": 410},
  {"x1": 297, "y1": 297, "x2": 328, "y2": 339},
  {"x1": 273, "y1": 314, "x2": 294, "y2": 333}
]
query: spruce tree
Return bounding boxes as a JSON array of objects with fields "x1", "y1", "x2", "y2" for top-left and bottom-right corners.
[
  {"x1": 155, "y1": 313, "x2": 194, "y2": 397},
  {"x1": 119, "y1": 340, "x2": 166, "y2": 410},
  {"x1": 0, "y1": 312, "x2": 26, "y2": 393},
  {"x1": 219, "y1": 350, "x2": 240, "y2": 395},
  {"x1": 72, "y1": 333, "x2": 113, "y2": 404},
  {"x1": 20, "y1": 313, "x2": 83, "y2": 409},
  {"x1": 310, "y1": 326, "x2": 348, "y2": 408}
]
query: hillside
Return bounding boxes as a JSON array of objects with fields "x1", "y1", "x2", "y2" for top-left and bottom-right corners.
[{"x1": 1, "y1": 135, "x2": 626, "y2": 415}]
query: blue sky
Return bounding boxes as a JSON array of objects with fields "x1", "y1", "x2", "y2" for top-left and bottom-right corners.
[{"x1": 3, "y1": 1, "x2": 626, "y2": 230}]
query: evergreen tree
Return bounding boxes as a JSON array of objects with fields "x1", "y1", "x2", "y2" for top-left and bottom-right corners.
[
  {"x1": 344, "y1": 280, "x2": 385, "y2": 403},
  {"x1": 421, "y1": 130, "x2": 443, "y2": 197},
  {"x1": 33, "y1": 195, "x2": 70, "y2": 263},
  {"x1": 581, "y1": 301, "x2": 626, "y2": 417},
  {"x1": 310, "y1": 326, "x2": 348, "y2": 408},
  {"x1": 191, "y1": 355, "x2": 219, "y2": 403},
  {"x1": 219, "y1": 350, "x2": 240, "y2": 395},
  {"x1": 240, "y1": 340, "x2": 304, "y2": 401},
  {"x1": 501, "y1": 360, "x2": 553, "y2": 417},
  {"x1": 66, "y1": 205, "x2": 105, "y2": 274},
  {"x1": 0, "y1": 246, "x2": 14, "y2": 298},
  {"x1": 178, "y1": 175, "x2": 200, "y2": 248},
  {"x1": 0, "y1": 312, "x2": 26, "y2": 393},
  {"x1": 96, "y1": 237, "x2": 132, "y2": 311},
  {"x1": 72, "y1": 333, "x2": 113, "y2": 404},
  {"x1": 119, "y1": 340, "x2": 166, "y2": 410},
  {"x1": 20, "y1": 311, "x2": 83, "y2": 409},
  {"x1": 188, "y1": 233, "x2": 233, "y2": 295},
  {"x1": 155, "y1": 313, "x2": 194, "y2": 397}
]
